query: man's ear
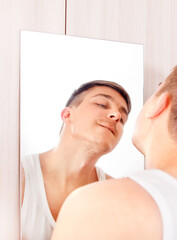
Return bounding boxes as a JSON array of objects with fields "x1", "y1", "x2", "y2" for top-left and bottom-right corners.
[
  {"x1": 61, "y1": 107, "x2": 72, "y2": 123},
  {"x1": 146, "y1": 92, "x2": 170, "y2": 119}
]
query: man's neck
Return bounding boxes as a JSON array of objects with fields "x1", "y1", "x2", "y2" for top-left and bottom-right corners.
[
  {"x1": 39, "y1": 139, "x2": 101, "y2": 189},
  {"x1": 145, "y1": 139, "x2": 177, "y2": 179}
]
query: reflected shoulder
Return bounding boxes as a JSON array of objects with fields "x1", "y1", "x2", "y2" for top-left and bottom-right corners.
[{"x1": 105, "y1": 173, "x2": 113, "y2": 179}]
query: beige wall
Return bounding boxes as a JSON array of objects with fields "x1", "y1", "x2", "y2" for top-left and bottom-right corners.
[
  {"x1": 1, "y1": 0, "x2": 177, "y2": 238},
  {"x1": 0, "y1": 1, "x2": 65, "y2": 239},
  {"x1": 67, "y1": 0, "x2": 177, "y2": 100}
]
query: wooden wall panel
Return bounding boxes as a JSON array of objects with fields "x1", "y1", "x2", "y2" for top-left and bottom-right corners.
[
  {"x1": 0, "y1": 0, "x2": 65, "y2": 239},
  {"x1": 144, "y1": 0, "x2": 177, "y2": 99},
  {"x1": 67, "y1": 0, "x2": 147, "y2": 44},
  {"x1": 67, "y1": 0, "x2": 177, "y2": 100},
  {"x1": 20, "y1": 0, "x2": 65, "y2": 32}
]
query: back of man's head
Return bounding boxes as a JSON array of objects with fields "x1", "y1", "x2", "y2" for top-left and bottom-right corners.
[
  {"x1": 65, "y1": 80, "x2": 131, "y2": 113},
  {"x1": 156, "y1": 66, "x2": 177, "y2": 142}
]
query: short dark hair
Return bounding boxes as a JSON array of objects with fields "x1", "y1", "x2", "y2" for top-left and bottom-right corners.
[
  {"x1": 65, "y1": 80, "x2": 131, "y2": 114},
  {"x1": 156, "y1": 66, "x2": 177, "y2": 142}
]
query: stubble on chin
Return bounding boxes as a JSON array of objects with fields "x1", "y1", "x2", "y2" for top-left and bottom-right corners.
[{"x1": 85, "y1": 141, "x2": 111, "y2": 158}]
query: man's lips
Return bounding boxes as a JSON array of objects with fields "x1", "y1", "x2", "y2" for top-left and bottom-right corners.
[{"x1": 98, "y1": 123, "x2": 116, "y2": 136}]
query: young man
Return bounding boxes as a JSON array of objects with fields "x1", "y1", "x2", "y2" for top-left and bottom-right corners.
[
  {"x1": 51, "y1": 66, "x2": 177, "y2": 240},
  {"x1": 21, "y1": 80, "x2": 131, "y2": 239}
]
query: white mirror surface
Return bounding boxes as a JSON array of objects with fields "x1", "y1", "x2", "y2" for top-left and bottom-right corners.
[{"x1": 21, "y1": 31, "x2": 144, "y2": 178}]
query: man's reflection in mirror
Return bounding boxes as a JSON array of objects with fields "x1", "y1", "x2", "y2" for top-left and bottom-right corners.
[{"x1": 21, "y1": 80, "x2": 131, "y2": 240}]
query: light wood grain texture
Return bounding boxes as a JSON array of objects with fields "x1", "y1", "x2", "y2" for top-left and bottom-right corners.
[
  {"x1": 0, "y1": 0, "x2": 65, "y2": 239},
  {"x1": 144, "y1": 0, "x2": 177, "y2": 99},
  {"x1": 67, "y1": 0, "x2": 177, "y2": 100},
  {"x1": 67, "y1": 0, "x2": 147, "y2": 44}
]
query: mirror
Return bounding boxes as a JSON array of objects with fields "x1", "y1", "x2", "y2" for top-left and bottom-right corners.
[{"x1": 20, "y1": 31, "x2": 144, "y2": 178}]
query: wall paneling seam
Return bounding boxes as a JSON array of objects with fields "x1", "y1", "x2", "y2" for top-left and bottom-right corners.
[{"x1": 65, "y1": 0, "x2": 67, "y2": 34}]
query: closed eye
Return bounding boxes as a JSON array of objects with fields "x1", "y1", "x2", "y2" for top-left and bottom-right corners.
[{"x1": 96, "y1": 103, "x2": 107, "y2": 109}]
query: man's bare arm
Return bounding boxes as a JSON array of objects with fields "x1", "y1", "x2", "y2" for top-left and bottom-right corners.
[{"x1": 51, "y1": 178, "x2": 162, "y2": 240}]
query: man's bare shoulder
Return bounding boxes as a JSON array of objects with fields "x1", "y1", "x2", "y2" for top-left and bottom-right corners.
[
  {"x1": 105, "y1": 173, "x2": 113, "y2": 179},
  {"x1": 51, "y1": 178, "x2": 163, "y2": 240}
]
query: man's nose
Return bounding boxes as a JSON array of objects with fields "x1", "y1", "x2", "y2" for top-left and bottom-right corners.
[{"x1": 107, "y1": 111, "x2": 121, "y2": 121}]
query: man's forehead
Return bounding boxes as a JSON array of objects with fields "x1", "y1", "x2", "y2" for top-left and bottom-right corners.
[{"x1": 84, "y1": 86, "x2": 128, "y2": 112}]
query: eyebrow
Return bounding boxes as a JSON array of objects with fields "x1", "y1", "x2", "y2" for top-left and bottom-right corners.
[{"x1": 92, "y1": 94, "x2": 128, "y2": 116}]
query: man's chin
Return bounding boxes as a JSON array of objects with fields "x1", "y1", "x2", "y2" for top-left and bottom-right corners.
[
  {"x1": 86, "y1": 141, "x2": 114, "y2": 157},
  {"x1": 97, "y1": 141, "x2": 116, "y2": 155}
]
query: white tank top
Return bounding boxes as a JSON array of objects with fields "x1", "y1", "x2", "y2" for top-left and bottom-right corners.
[
  {"x1": 128, "y1": 169, "x2": 177, "y2": 240},
  {"x1": 21, "y1": 154, "x2": 106, "y2": 240}
]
